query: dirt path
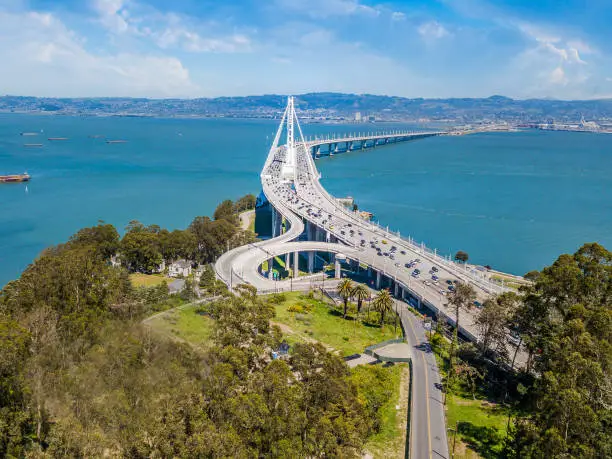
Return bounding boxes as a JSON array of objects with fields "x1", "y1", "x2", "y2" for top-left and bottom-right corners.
[{"x1": 239, "y1": 210, "x2": 255, "y2": 231}]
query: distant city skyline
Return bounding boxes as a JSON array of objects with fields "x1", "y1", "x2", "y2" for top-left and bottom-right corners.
[{"x1": 2, "y1": 0, "x2": 612, "y2": 100}]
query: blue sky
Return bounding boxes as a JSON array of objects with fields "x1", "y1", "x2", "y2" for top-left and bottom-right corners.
[{"x1": 1, "y1": 0, "x2": 612, "y2": 99}]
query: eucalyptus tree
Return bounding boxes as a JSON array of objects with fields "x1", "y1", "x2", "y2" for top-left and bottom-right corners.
[{"x1": 448, "y1": 282, "x2": 476, "y2": 368}]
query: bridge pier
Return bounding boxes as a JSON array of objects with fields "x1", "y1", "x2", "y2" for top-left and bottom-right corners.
[
  {"x1": 394, "y1": 281, "x2": 399, "y2": 297},
  {"x1": 376, "y1": 271, "x2": 381, "y2": 289},
  {"x1": 268, "y1": 258, "x2": 274, "y2": 279},
  {"x1": 293, "y1": 251, "x2": 299, "y2": 278},
  {"x1": 308, "y1": 251, "x2": 314, "y2": 273},
  {"x1": 334, "y1": 258, "x2": 341, "y2": 279},
  {"x1": 271, "y1": 207, "x2": 278, "y2": 238}
]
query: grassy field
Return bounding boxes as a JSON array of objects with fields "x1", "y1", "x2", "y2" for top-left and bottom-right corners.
[
  {"x1": 269, "y1": 292, "x2": 400, "y2": 356},
  {"x1": 363, "y1": 364, "x2": 409, "y2": 458},
  {"x1": 146, "y1": 303, "x2": 214, "y2": 351},
  {"x1": 130, "y1": 273, "x2": 168, "y2": 288},
  {"x1": 446, "y1": 394, "x2": 509, "y2": 458}
]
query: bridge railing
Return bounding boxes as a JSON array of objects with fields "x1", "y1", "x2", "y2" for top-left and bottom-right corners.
[{"x1": 367, "y1": 220, "x2": 508, "y2": 294}]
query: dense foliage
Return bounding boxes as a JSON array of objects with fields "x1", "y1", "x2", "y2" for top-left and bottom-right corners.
[
  {"x1": 0, "y1": 194, "x2": 394, "y2": 457},
  {"x1": 504, "y1": 243, "x2": 612, "y2": 458}
]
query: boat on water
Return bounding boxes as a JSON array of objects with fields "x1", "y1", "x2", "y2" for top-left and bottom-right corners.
[
  {"x1": 106, "y1": 140, "x2": 128, "y2": 144},
  {"x1": 48, "y1": 137, "x2": 69, "y2": 141},
  {"x1": 20, "y1": 132, "x2": 39, "y2": 136},
  {"x1": 0, "y1": 173, "x2": 31, "y2": 183},
  {"x1": 24, "y1": 143, "x2": 43, "y2": 147},
  {"x1": 88, "y1": 134, "x2": 105, "y2": 138}
]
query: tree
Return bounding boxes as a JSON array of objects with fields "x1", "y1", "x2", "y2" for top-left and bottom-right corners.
[
  {"x1": 336, "y1": 278, "x2": 354, "y2": 318},
  {"x1": 234, "y1": 194, "x2": 256, "y2": 212},
  {"x1": 214, "y1": 199, "x2": 236, "y2": 222},
  {"x1": 504, "y1": 243, "x2": 612, "y2": 458},
  {"x1": 454, "y1": 250, "x2": 469, "y2": 263},
  {"x1": 352, "y1": 284, "x2": 369, "y2": 314},
  {"x1": 120, "y1": 230, "x2": 162, "y2": 273},
  {"x1": 474, "y1": 292, "x2": 518, "y2": 358},
  {"x1": 448, "y1": 282, "x2": 476, "y2": 368},
  {"x1": 69, "y1": 222, "x2": 119, "y2": 260},
  {"x1": 372, "y1": 289, "x2": 393, "y2": 326}
]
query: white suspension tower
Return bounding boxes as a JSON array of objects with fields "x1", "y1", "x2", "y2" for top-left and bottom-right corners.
[{"x1": 264, "y1": 96, "x2": 306, "y2": 183}]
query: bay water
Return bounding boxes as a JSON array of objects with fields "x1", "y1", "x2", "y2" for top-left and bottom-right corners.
[{"x1": 1, "y1": 113, "x2": 611, "y2": 286}]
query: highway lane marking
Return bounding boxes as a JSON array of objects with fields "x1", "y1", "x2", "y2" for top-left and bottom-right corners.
[{"x1": 404, "y1": 306, "x2": 433, "y2": 459}]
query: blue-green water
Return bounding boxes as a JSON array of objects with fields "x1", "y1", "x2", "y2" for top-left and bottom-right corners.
[{"x1": 1, "y1": 114, "x2": 611, "y2": 286}]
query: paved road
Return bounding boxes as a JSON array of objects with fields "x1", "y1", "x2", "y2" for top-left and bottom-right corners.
[{"x1": 397, "y1": 299, "x2": 449, "y2": 459}]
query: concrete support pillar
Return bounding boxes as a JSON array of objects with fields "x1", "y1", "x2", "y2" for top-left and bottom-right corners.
[
  {"x1": 268, "y1": 258, "x2": 274, "y2": 278},
  {"x1": 376, "y1": 271, "x2": 382, "y2": 289},
  {"x1": 367, "y1": 266, "x2": 372, "y2": 278},
  {"x1": 326, "y1": 231, "x2": 330, "y2": 243},
  {"x1": 293, "y1": 251, "x2": 299, "y2": 278},
  {"x1": 271, "y1": 207, "x2": 277, "y2": 238},
  {"x1": 334, "y1": 258, "x2": 341, "y2": 279},
  {"x1": 285, "y1": 253, "x2": 289, "y2": 268},
  {"x1": 308, "y1": 251, "x2": 314, "y2": 273},
  {"x1": 394, "y1": 282, "x2": 399, "y2": 297}
]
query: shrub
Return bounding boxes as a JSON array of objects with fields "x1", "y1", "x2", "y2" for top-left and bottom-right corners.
[
  {"x1": 268, "y1": 293, "x2": 287, "y2": 304},
  {"x1": 288, "y1": 304, "x2": 305, "y2": 313}
]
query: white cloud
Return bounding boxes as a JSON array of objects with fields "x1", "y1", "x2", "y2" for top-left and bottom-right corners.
[
  {"x1": 418, "y1": 21, "x2": 450, "y2": 40},
  {"x1": 93, "y1": 0, "x2": 131, "y2": 34},
  {"x1": 391, "y1": 11, "x2": 406, "y2": 21},
  {"x1": 0, "y1": 10, "x2": 199, "y2": 97},
  {"x1": 92, "y1": 1, "x2": 252, "y2": 54},
  {"x1": 277, "y1": 0, "x2": 380, "y2": 19}
]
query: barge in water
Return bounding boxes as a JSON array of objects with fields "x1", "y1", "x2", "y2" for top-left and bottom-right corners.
[{"x1": 0, "y1": 173, "x2": 31, "y2": 183}]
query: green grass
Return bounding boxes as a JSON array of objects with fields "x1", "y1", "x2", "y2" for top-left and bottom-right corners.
[
  {"x1": 446, "y1": 395, "x2": 509, "y2": 459},
  {"x1": 147, "y1": 304, "x2": 214, "y2": 350},
  {"x1": 130, "y1": 273, "x2": 168, "y2": 288},
  {"x1": 363, "y1": 364, "x2": 409, "y2": 458},
  {"x1": 269, "y1": 292, "x2": 399, "y2": 356}
]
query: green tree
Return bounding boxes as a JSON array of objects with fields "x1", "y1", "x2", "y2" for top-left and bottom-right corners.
[
  {"x1": 505, "y1": 243, "x2": 612, "y2": 458},
  {"x1": 454, "y1": 250, "x2": 469, "y2": 263},
  {"x1": 214, "y1": 199, "x2": 237, "y2": 222},
  {"x1": 336, "y1": 278, "x2": 354, "y2": 318},
  {"x1": 234, "y1": 194, "x2": 256, "y2": 212},
  {"x1": 475, "y1": 292, "x2": 518, "y2": 358},
  {"x1": 120, "y1": 230, "x2": 162, "y2": 273},
  {"x1": 448, "y1": 282, "x2": 476, "y2": 369},
  {"x1": 352, "y1": 284, "x2": 369, "y2": 314},
  {"x1": 69, "y1": 222, "x2": 119, "y2": 260},
  {"x1": 372, "y1": 289, "x2": 393, "y2": 326}
]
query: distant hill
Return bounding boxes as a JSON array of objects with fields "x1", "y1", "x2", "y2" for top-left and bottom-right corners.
[{"x1": 2, "y1": 92, "x2": 612, "y2": 122}]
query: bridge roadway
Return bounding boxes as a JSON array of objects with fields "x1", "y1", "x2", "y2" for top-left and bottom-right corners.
[{"x1": 304, "y1": 130, "x2": 445, "y2": 156}]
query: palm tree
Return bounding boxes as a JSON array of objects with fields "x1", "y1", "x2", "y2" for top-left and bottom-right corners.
[
  {"x1": 352, "y1": 284, "x2": 369, "y2": 314},
  {"x1": 337, "y1": 278, "x2": 354, "y2": 318},
  {"x1": 448, "y1": 282, "x2": 476, "y2": 367},
  {"x1": 372, "y1": 289, "x2": 394, "y2": 326}
]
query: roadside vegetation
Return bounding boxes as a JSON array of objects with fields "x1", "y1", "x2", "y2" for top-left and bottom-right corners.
[{"x1": 434, "y1": 242, "x2": 611, "y2": 458}]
